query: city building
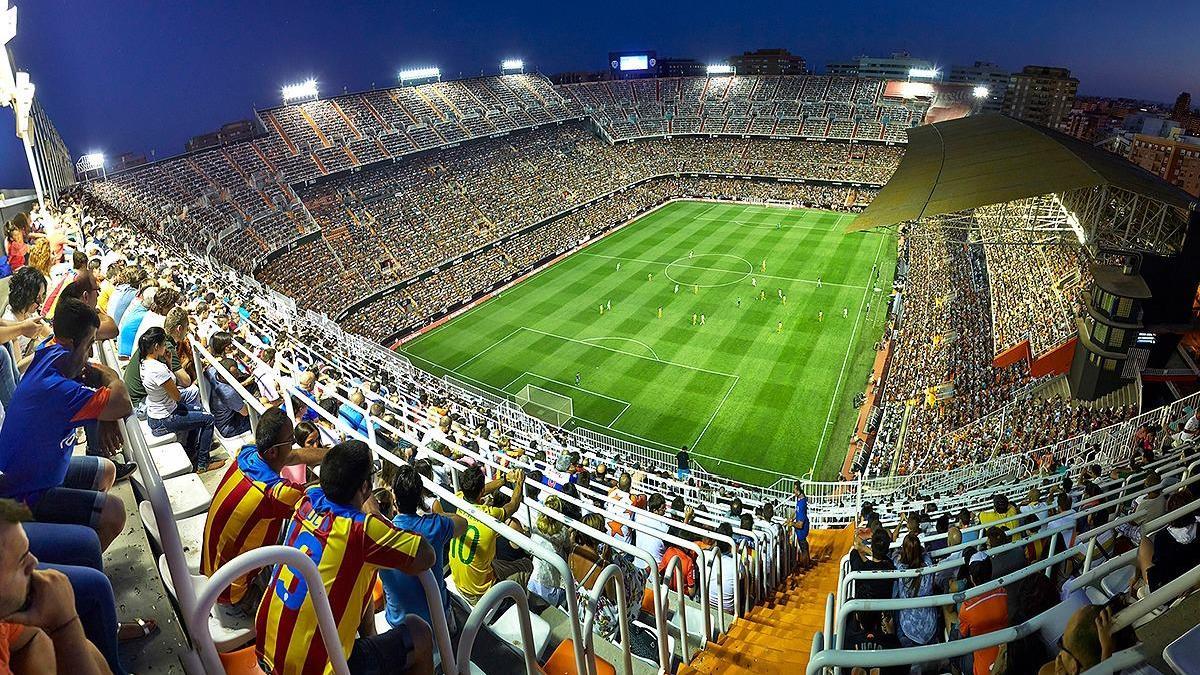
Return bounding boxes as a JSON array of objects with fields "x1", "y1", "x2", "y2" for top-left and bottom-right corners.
[
  {"x1": 728, "y1": 48, "x2": 806, "y2": 76},
  {"x1": 1123, "y1": 113, "x2": 1181, "y2": 138},
  {"x1": 1173, "y1": 92, "x2": 1192, "y2": 122},
  {"x1": 947, "y1": 61, "x2": 1009, "y2": 113},
  {"x1": 826, "y1": 51, "x2": 938, "y2": 80},
  {"x1": 656, "y1": 57, "x2": 705, "y2": 78},
  {"x1": 1001, "y1": 65, "x2": 1079, "y2": 128},
  {"x1": 1129, "y1": 134, "x2": 1200, "y2": 197}
]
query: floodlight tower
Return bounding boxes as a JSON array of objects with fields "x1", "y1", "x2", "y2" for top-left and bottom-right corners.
[
  {"x1": 1, "y1": 1, "x2": 47, "y2": 209},
  {"x1": 501, "y1": 59, "x2": 524, "y2": 74}
]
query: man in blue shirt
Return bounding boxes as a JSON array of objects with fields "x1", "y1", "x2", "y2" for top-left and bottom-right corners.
[
  {"x1": 116, "y1": 284, "x2": 156, "y2": 358},
  {"x1": 791, "y1": 483, "x2": 810, "y2": 564},
  {"x1": 380, "y1": 464, "x2": 466, "y2": 631},
  {"x1": 0, "y1": 299, "x2": 134, "y2": 550}
]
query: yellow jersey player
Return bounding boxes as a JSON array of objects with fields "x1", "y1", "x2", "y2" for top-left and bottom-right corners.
[
  {"x1": 657, "y1": 306, "x2": 663, "y2": 319},
  {"x1": 777, "y1": 321, "x2": 783, "y2": 333}
]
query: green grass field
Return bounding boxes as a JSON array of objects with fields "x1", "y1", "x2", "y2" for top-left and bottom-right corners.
[{"x1": 400, "y1": 200, "x2": 897, "y2": 482}]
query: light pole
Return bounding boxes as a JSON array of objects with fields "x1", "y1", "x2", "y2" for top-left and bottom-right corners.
[{"x1": 1, "y1": 1, "x2": 47, "y2": 210}]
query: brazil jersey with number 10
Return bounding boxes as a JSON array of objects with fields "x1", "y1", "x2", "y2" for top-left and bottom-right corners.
[{"x1": 448, "y1": 492, "x2": 506, "y2": 597}]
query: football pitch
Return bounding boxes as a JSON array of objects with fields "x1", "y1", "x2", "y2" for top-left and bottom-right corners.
[{"x1": 400, "y1": 200, "x2": 897, "y2": 482}]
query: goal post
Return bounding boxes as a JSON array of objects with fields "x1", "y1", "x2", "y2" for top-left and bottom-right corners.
[{"x1": 515, "y1": 384, "x2": 574, "y2": 427}]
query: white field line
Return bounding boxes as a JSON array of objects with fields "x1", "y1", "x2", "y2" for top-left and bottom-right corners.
[
  {"x1": 579, "y1": 251, "x2": 869, "y2": 289},
  {"x1": 690, "y1": 375, "x2": 739, "y2": 452},
  {"x1": 450, "y1": 327, "x2": 524, "y2": 372},
  {"x1": 520, "y1": 326, "x2": 738, "y2": 379},
  {"x1": 582, "y1": 336, "x2": 661, "y2": 361},
  {"x1": 810, "y1": 234, "x2": 886, "y2": 475}
]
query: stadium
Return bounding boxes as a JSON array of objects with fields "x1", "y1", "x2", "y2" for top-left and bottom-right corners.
[{"x1": 4, "y1": 5, "x2": 1200, "y2": 675}]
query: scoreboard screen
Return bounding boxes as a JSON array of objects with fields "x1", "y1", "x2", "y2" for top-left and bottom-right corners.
[
  {"x1": 609, "y1": 51, "x2": 656, "y2": 77},
  {"x1": 619, "y1": 55, "x2": 649, "y2": 71}
]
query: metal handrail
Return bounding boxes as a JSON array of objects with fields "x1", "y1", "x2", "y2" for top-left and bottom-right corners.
[
  {"x1": 455, "y1": 580, "x2": 540, "y2": 675},
  {"x1": 188, "y1": 546, "x2": 350, "y2": 675},
  {"x1": 582, "y1": 563, "x2": 634, "y2": 675}
]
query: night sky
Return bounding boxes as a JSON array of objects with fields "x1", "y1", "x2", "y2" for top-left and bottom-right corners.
[{"x1": 3, "y1": 0, "x2": 1199, "y2": 188}]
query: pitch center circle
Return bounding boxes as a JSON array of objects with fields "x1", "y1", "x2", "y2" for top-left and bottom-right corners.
[{"x1": 664, "y1": 254, "x2": 754, "y2": 288}]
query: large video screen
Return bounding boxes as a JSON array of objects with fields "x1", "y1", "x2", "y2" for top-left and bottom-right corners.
[{"x1": 619, "y1": 55, "x2": 649, "y2": 71}]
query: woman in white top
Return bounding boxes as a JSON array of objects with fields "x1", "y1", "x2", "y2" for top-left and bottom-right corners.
[{"x1": 139, "y1": 327, "x2": 224, "y2": 473}]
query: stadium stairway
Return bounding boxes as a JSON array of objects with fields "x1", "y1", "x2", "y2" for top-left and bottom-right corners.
[{"x1": 680, "y1": 527, "x2": 854, "y2": 675}]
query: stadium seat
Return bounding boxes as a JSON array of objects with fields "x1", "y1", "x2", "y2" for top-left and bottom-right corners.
[
  {"x1": 542, "y1": 639, "x2": 615, "y2": 675},
  {"x1": 156, "y1": 555, "x2": 256, "y2": 651},
  {"x1": 147, "y1": 441, "x2": 193, "y2": 479},
  {"x1": 138, "y1": 501, "x2": 205, "y2": 574},
  {"x1": 139, "y1": 419, "x2": 179, "y2": 447},
  {"x1": 132, "y1": 471, "x2": 212, "y2": 519},
  {"x1": 491, "y1": 604, "x2": 552, "y2": 661}
]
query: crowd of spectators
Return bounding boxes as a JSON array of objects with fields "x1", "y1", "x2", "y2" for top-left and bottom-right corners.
[
  {"x1": 0, "y1": 193, "x2": 808, "y2": 672},
  {"x1": 977, "y1": 214, "x2": 1090, "y2": 357}
]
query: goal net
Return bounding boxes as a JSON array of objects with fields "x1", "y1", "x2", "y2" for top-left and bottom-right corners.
[{"x1": 515, "y1": 384, "x2": 574, "y2": 427}]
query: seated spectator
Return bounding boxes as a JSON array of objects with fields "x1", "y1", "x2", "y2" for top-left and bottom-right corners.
[
  {"x1": 571, "y1": 512, "x2": 652, "y2": 660},
  {"x1": 1038, "y1": 605, "x2": 1116, "y2": 675},
  {"x1": 528, "y1": 496, "x2": 570, "y2": 606},
  {"x1": 632, "y1": 493, "x2": 669, "y2": 569},
  {"x1": 139, "y1": 328, "x2": 223, "y2": 473},
  {"x1": 957, "y1": 508, "x2": 979, "y2": 544},
  {"x1": 123, "y1": 315, "x2": 192, "y2": 414},
  {"x1": 201, "y1": 407, "x2": 327, "y2": 612},
  {"x1": 115, "y1": 284, "x2": 156, "y2": 358},
  {"x1": 1048, "y1": 492, "x2": 1077, "y2": 552},
  {"x1": 104, "y1": 267, "x2": 144, "y2": 326},
  {"x1": 449, "y1": 466, "x2": 525, "y2": 605},
  {"x1": 958, "y1": 557, "x2": 1008, "y2": 675},
  {"x1": 659, "y1": 526, "x2": 698, "y2": 597},
  {"x1": 1139, "y1": 490, "x2": 1200, "y2": 592},
  {"x1": 844, "y1": 611, "x2": 904, "y2": 675},
  {"x1": 380, "y1": 464, "x2": 466, "y2": 631},
  {"x1": 337, "y1": 389, "x2": 370, "y2": 438},
  {"x1": 131, "y1": 287, "x2": 179, "y2": 349},
  {"x1": 255, "y1": 440, "x2": 436, "y2": 675},
  {"x1": 205, "y1": 357, "x2": 254, "y2": 439},
  {"x1": 890, "y1": 533, "x2": 937, "y2": 648},
  {"x1": 0, "y1": 299, "x2": 131, "y2": 549},
  {"x1": 2, "y1": 267, "x2": 51, "y2": 376},
  {"x1": 979, "y1": 494, "x2": 1019, "y2": 535},
  {"x1": 0, "y1": 499, "x2": 111, "y2": 674},
  {"x1": 849, "y1": 529, "x2": 896, "y2": 600},
  {"x1": 983, "y1": 527, "x2": 1026, "y2": 578},
  {"x1": 707, "y1": 522, "x2": 741, "y2": 614}
]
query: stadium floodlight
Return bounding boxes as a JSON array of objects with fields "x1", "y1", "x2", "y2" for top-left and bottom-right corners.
[
  {"x1": 281, "y1": 78, "x2": 318, "y2": 102},
  {"x1": 501, "y1": 59, "x2": 524, "y2": 73},
  {"x1": 973, "y1": 85, "x2": 990, "y2": 99},
  {"x1": 908, "y1": 67, "x2": 939, "y2": 79},
  {"x1": 706, "y1": 64, "x2": 734, "y2": 75},
  {"x1": 76, "y1": 152, "x2": 106, "y2": 180},
  {"x1": 398, "y1": 66, "x2": 440, "y2": 82}
]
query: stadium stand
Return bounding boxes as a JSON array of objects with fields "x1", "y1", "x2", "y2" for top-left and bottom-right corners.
[
  {"x1": 0, "y1": 187, "x2": 1187, "y2": 674},
  {"x1": 10, "y1": 63, "x2": 1200, "y2": 675}
]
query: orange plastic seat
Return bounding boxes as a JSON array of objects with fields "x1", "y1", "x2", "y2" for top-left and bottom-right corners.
[
  {"x1": 542, "y1": 639, "x2": 616, "y2": 675},
  {"x1": 641, "y1": 586, "x2": 656, "y2": 614},
  {"x1": 219, "y1": 645, "x2": 265, "y2": 675}
]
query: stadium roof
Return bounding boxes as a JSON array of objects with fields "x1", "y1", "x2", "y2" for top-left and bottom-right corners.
[{"x1": 848, "y1": 114, "x2": 1194, "y2": 233}]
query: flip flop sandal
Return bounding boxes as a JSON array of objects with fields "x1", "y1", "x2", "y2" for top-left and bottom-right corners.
[{"x1": 117, "y1": 618, "x2": 159, "y2": 642}]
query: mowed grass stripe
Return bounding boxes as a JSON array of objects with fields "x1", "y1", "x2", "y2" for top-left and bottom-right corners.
[{"x1": 401, "y1": 201, "x2": 896, "y2": 482}]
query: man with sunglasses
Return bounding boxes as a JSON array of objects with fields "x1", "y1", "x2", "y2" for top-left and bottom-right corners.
[{"x1": 201, "y1": 407, "x2": 330, "y2": 613}]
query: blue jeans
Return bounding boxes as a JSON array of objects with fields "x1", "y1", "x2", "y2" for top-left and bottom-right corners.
[
  {"x1": 25, "y1": 523, "x2": 126, "y2": 675},
  {"x1": 148, "y1": 400, "x2": 215, "y2": 470},
  {"x1": 0, "y1": 344, "x2": 18, "y2": 408}
]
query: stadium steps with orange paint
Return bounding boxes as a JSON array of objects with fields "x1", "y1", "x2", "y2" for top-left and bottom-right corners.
[{"x1": 679, "y1": 527, "x2": 853, "y2": 675}]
